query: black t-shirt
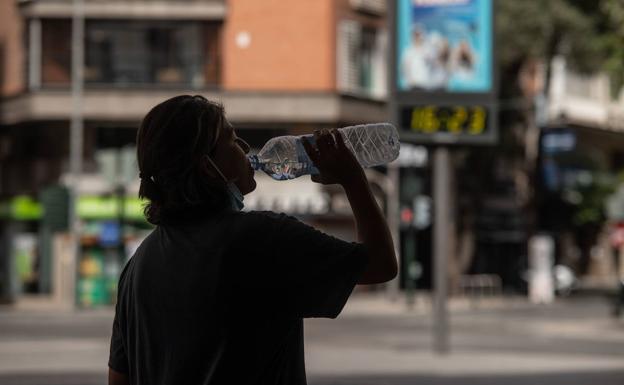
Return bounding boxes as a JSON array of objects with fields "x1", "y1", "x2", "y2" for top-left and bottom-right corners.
[{"x1": 108, "y1": 210, "x2": 369, "y2": 385}]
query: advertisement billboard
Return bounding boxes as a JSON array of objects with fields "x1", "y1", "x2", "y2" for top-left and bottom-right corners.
[
  {"x1": 391, "y1": 0, "x2": 497, "y2": 145},
  {"x1": 397, "y1": 0, "x2": 493, "y2": 93}
]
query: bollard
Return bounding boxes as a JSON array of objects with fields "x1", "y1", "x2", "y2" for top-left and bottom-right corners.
[{"x1": 528, "y1": 234, "x2": 555, "y2": 304}]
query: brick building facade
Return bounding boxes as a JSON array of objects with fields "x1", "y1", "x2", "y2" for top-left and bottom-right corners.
[{"x1": 0, "y1": 0, "x2": 390, "y2": 304}]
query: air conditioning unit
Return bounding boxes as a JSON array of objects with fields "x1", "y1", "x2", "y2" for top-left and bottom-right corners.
[{"x1": 350, "y1": 0, "x2": 386, "y2": 15}]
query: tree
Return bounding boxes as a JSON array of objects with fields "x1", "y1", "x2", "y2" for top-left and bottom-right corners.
[
  {"x1": 457, "y1": 0, "x2": 622, "y2": 283},
  {"x1": 599, "y1": 0, "x2": 624, "y2": 96}
]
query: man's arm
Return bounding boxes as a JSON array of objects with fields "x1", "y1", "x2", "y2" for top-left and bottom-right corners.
[
  {"x1": 109, "y1": 368, "x2": 130, "y2": 385},
  {"x1": 343, "y1": 175, "x2": 397, "y2": 284},
  {"x1": 302, "y1": 128, "x2": 398, "y2": 284}
]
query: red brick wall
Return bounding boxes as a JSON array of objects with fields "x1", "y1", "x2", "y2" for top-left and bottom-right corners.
[
  {"x1": 0, "y1": 0, "x2": 25, "y2": 96},
  {"x1": 223, "y1": 0, "x2": 335, "y2": 91}
]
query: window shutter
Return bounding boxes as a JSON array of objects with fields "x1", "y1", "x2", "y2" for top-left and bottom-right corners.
[
  {"x1": 337, "y1": 20, "x2": 361, "y2": 94},
  {"x1": 372, "y1": 28, "x2": 388, "y2": 99}
]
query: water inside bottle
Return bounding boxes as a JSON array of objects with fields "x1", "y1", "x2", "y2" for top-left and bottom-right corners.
[
  {"x1": 248, "y1": 135, "x2": 319, "y2": 180},
  {"x1": 247, "y1": 125, "x2": 399, "y2": 180}
]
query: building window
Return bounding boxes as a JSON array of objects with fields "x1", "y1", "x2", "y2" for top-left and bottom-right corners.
[
  {"x1": 41, "y1": 19, "x2": 71, "y2": 85},
  {"x1": 337, "y1": 20, "x2": 387, "y2": 99},
  {"x1": 85, "y1": 20, "x2": 211, "y2": 88},
  {"x1": 39, "y1": 20, "x2": 220, "y2": 89},
  {"x1": 350, "y1": 0, "x2": 387, "y2": 16}
]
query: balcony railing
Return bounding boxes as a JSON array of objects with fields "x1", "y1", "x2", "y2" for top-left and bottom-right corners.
[{"x1": 19, "y1": 0, "x2": 226, "y2": 20}]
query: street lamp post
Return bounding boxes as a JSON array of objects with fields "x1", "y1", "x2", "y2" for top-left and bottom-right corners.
[
  {"x1": 433, "y1": 147, "x2": 450, "y2": 354},
  {"x1": 385, "y1": 163, "x2": 402, "y2": 301},
  {"x1": 66, "y1": 0, "x2": 84, "y2": 307}
]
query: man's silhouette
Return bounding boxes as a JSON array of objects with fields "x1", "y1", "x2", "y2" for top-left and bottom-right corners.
[{"x1": 108, "y1": 95, "x2": 397, "y2": 385}]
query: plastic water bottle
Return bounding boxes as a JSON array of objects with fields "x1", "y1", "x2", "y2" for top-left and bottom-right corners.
[{"x1": 248, "y1": 123, "x2": 400, "y2": 181}]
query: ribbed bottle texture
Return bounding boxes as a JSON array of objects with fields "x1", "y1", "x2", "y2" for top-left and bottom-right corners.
[{"x1": 248, "y1": 123, "x2": 400, "y2": 181}]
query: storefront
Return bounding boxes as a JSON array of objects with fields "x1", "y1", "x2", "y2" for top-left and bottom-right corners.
[
  {"x1": 0, "y1": 196, "x2": 44, "y2": 302},
  {"x1": 75, "y1": 195, "x2": 152, "y2": 308},
  {"x1": 0, "y1": 191, "x2": 152, "y2": 307}
]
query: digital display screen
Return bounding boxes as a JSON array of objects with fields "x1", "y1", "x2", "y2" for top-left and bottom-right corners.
[{"x1": 400, "y1": 105, "x2": 489, "y2": 136}]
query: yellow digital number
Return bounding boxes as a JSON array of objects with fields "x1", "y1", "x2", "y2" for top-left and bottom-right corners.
[
  {"x1": 410, "y1": 108, "x2": 423, "y2": 132},
  {"x1": 468, "y1": 107, "x2": 486, "y2": 135},
  {"x1": 411, "y1": 107, "x2": 439, "y2": 133},
  {"x1": 419, "y1": 106, "x2": 439, "y2": 133},
  {"x1": 447, "y1": 107, "x2": 467, "y2": 134}
]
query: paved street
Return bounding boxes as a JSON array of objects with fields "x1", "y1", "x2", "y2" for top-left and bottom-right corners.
[{"x1": 0, "y1": 294, "x2": 622, "y2": 385}]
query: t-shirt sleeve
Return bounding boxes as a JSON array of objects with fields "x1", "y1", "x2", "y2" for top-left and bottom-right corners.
[
  {"x1": 108, "y1": 310, "x2": 129, "y2": 374},
  {"x1": 108, "y1": 263, "x2": 130, "y2": 374},
  {"x1": 236, "y1": 211, "x2": 370, "y2": 319}
]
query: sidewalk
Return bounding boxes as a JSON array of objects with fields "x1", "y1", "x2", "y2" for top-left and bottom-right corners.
[
  {"x1": 305, "y1": 293, "x2": 624, "y2": 384},
  {"x1": 0, "y1": 293, "x2": 622, "y2": 385}
]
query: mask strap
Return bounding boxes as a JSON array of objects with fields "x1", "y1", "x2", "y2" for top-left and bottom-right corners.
[{"x1": 204, "y1": 155, "x2": 229, "y2": 184}]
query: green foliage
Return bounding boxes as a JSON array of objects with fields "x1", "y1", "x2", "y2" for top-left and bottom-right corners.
[
  {"x1": 570, "y1": 173, "x2": 616, "y2": 227},
  {"x1": 550, "y1": 150, "x2": 616, "y2": 227},
  {"x1": 600, "y1": 0, "x2": 624, "y2": 95},
  {"x1": 496, "y1": 0, "x2": 554, "y2": 67},
  {"x1": 497, "y1": 0, "x2": 616, "y2": 87}
]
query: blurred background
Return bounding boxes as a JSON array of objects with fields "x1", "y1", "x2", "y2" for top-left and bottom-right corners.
[{"x1": 0, "y1": 0, "x2": 623, "y2": 384}]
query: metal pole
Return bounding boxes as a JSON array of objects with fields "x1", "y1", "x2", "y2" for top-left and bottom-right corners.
[
  {"x1": 433, "y1": 147, "x2": 450, "y2": 354},
  {"x1": 386, "y1": 162, "x2": 401, "y2": 301},
  {"x1": 28, "y1": 18, "x2": 41, "y2": 91},
  {"x1": 67, "y1": 0, "x2": 84, "y2": 307}
]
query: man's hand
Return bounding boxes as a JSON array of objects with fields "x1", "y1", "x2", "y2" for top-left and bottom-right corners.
[{"x1": 301, "y1": 128, "x2": 365, "y2": 186}]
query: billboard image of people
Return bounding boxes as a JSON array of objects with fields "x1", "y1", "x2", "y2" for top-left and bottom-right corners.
[{"x1": 397, "y1": 0, "x2": 493, "y2": 93}]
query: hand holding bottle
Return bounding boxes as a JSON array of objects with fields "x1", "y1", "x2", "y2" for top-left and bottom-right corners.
[
  {"x1": 301, "y1": 128, "x2": 366, "y2": 186},
  {"x1": 305, "y1": 128, "x2": 398, "y2": 285}
]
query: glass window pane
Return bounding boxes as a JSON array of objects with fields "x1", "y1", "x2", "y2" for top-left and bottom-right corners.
[
  {"x1": 85, "y1": 21, "x2": 208, "y2": 87},
  {"x1": 41, "y1": 19, "x2": 71, "y2": 85}
]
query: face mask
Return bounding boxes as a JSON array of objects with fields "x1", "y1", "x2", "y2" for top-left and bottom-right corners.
[
  {"x1": 204, "y1": 155, "x2": 244, "y2": 212},
  {"x1": 225, "y1": 181, "x2": 245, "y2": 212}
]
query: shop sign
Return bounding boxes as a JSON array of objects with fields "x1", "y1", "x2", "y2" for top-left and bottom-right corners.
[
  {"x1": 77, "y1": 196, "x2": 147, "y2": 221},
  {"x1": 0, "y1": 196, "x2": 43, "y2": 221}
]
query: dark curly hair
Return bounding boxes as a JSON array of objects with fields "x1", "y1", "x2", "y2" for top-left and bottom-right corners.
[{"x1": 136, "y1": 95, "x2": 230, "y2": 225}]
